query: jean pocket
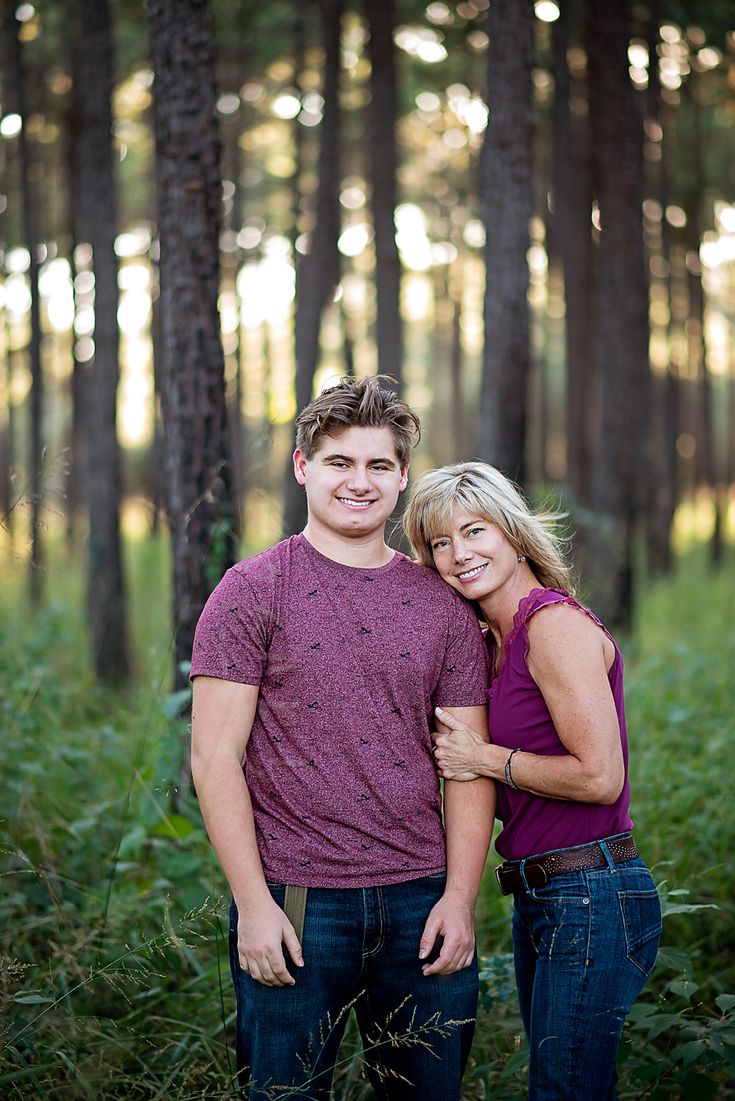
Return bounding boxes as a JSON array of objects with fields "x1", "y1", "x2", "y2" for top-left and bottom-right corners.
[{"x1": 618, "y1": 888, "x2": 662, "y2": 976}]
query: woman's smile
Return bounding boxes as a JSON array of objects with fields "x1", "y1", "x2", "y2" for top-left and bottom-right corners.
[{"x1": 456, "y1": 563, "x2": 487, "y2": 583}]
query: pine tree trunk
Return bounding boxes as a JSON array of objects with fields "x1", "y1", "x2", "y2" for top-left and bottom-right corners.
[
  {"x1": 644, "y1": 0, "x2": 678, "y2": 576},
  {"x1": 450, "y1": 266, "x2": 464, "y2": 459},
  {"x1": 64, "y1": 36, "x2": 87, "y2": 550},
  {"x1": 3, "y1": 0, "x2": 44, "y2": 603},
  {"x1": 478, "y1": 0, "x2": 534, "y2": 485},
  {"x1": 682, "y1": 88, "x2": 721, "y2": 567},
  {"x1": 365, "y1": 0, "x2": 402, "y2": 388},
  {"x1": 585, "y1": 0, "x2": 649, "y2": 631},
  {"x1": 149, "y1": 257, "x2": 165, "y2": 537},
  {"x1": 282, "y1": 0, "x2": 343, "y2": 536},
  {"x1": 0, "y1": 290, "x2": 11, "y2": 530},
  {"x1": 0, "y1": 148, "x2": 12, "y2": 531},
  {"x1": 148, "y1": 0, "x2": 236, "y2": 690},
  {"x1": 289, "y1": 2, "x2": 306, "y2": 264},
  {"x1": 76, "y1": 0, "x2": 129, "y2": 683},
  {"x1": 551, "y1": 0, "x2": 595, "y2": 503}
]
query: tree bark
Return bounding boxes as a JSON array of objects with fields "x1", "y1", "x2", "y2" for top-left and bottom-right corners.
[
  {"x1": 477, "y1": 0, "x2": 534, "y2": 485},
  {"x1": 365, "y1": 0, "x2": 402, "y2": 388},
  {"x1": 282, "y1": 0, "x2": 343, "y2": 537},
  {"x1": 585, "y1": 0, "x2": 649, "y2": 631},
  {"x1": 450, "y1": 265, "x2": 464, "y2": 460},
  {"x1": 644, "y1": 0, "x2": 678, "y2": 576},
  {"x1": 682, "y1": 86, "x2": 721, "y2": 567},
  {"x1": 148, "y1": 0, "x2": 236, "y2": 690},
  {"x1": 0, "y1": 285, "x2": 11, "y2": 532},
  {"x1": 0, "y1": 141, "x2": 12, "y2": 532},
  {"x1": 551, "y1": 0, "x2": 595, "y2": 502},
  {"x1": 64, "y1": 34, "x2": 87, "y2": 550},
  {"x1": 76, "y1": 0, "x2": 130, "y2": 683},
  {"x1": 148, "y1": 255, "x2": 165, "y2": 537},
  {"x1": 2, "y1": 0, "x2": 44, "y2": 603}
]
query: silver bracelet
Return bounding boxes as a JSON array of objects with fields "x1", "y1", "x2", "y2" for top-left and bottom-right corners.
[{"x1": 504, "y1": 747, "x2": 522, "y2": 791}]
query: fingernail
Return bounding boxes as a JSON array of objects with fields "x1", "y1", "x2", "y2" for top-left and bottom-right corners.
[
  {"x1": 418, "y1": 949, "x2": 427, "y2": 958},
  {"x1": 435, "y1": 706, "x2": 445, "y2": 716}
]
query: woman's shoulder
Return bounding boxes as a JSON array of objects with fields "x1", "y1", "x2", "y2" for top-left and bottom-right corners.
[
  {"x1": 516, "y1": 586, "x2": 572, "y2": 627},
  {"x1": 527, "y1": 588, "x2": 611, "y2": 630},
  {"x1": 521, "y1": 588, "x2": 619, "y2": 667}
]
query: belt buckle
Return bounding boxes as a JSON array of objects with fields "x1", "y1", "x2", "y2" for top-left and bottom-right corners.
[
  {"x1": 529, "y1": 861, "x2": 549, "y2": 888},
  {"x1": 495, "y1": 863, "x2": 515, "y2": 894}
]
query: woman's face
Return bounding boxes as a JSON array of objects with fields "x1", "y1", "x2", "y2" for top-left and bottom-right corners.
[{"x1": 430, "y1": 508, "x2": 521, "y2": 603}]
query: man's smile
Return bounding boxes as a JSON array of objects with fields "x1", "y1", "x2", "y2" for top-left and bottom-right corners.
[{"x1": 337, "y1": 497, "x2": 375, "y2": 510}]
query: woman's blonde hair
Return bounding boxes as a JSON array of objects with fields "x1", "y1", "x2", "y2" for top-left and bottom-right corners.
[{"x1": 404, "y1": 461, "x2": 574, "y2": 593}]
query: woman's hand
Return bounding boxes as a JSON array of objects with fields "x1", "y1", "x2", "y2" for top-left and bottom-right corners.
[{"x1": 432, "y1": 706, "x2": 487, "y2": 781}]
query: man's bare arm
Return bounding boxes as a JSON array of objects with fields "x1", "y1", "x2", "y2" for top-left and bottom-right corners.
[
  {"x1": 191, "y1": 676, "x2": 303, "y2": 986},
  {"x1": 420, "y1": 704, "x2": 495, "y2": 976}
]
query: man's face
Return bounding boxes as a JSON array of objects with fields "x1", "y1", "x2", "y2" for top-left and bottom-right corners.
[{"x1": 293, "y1": 425, "x2": 408, "y2": 540}]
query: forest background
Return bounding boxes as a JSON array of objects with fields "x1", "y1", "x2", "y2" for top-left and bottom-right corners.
[{"x1": 1, "y1": 0, "x2": 734, "y2": 1097}]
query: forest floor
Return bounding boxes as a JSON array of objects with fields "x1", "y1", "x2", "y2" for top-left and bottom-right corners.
[{"x1": 1, "y1": 534, "x2": 734, "y2": 1099}]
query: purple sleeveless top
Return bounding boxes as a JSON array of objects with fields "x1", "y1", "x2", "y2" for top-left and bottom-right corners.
[{"x1": 489, "y1": 588, "x2": 633, "y2": 860}]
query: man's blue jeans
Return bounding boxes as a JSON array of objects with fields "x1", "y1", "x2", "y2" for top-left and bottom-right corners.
[
  {"x1": 228, "y1": 874, "x2": 478, "y2": 1100},
  {"x1": 511, "y1": 841, "x2": 662, "y2": 1100}
]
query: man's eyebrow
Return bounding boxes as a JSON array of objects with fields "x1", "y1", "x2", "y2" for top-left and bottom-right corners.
[{"x1": 320, "y1": 453, "x2": 398, "y2": 466}]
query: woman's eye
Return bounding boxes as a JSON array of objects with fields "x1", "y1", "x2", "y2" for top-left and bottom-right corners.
[{"x1": 469, "y1": 527, "x2": 484, "y2": 537}]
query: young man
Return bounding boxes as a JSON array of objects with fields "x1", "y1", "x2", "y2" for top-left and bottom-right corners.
[{"x1": 190, "y1": 377, "x2": 494, "y2": 1100}]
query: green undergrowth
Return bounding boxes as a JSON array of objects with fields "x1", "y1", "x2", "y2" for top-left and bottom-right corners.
[{"x1": 1, "y1": 541, "x2": 734, "y2": 1098}]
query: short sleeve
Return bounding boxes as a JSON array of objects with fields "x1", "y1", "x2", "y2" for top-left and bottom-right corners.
[
  {"x1": 190, "y1": 564, "x2": 272, "y2": 685},
  {"x1": 433, "y1": 594, "x2": 490, "y2": 708}
]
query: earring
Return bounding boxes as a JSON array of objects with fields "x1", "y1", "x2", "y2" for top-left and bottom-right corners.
[{"x1": 517, "y1": 554, "x2": 526, "y2": 562}]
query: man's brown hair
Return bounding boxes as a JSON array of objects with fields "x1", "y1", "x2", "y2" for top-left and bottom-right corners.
[{"x1": 295, "y1": 376, "x2": 421, "y2": 468}]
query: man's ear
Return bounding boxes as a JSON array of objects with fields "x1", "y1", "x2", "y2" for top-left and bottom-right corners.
[
  {"x1": 293, "y1": 449, "x2": 308, "y2": 485},
  {"x1": 399, "y1": 465, "x2": 409, "y2": 492}
]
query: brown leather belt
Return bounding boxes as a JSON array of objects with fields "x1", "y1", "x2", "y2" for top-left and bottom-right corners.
[{"x1": 495, "y1": 834, "x2": 638, "y2": 895}]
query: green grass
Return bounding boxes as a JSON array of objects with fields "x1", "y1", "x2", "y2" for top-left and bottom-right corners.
[{"x1": 1, "y1": 537, "x2": 734, "y2": 1098}]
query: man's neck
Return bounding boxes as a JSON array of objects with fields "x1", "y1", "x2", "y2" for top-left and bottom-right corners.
[{"x1": 301, "y1": 523, "x2": 396, "y2": 569}]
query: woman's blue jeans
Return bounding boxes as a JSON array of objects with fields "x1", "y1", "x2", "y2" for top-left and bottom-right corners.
[
  {"x1": 511, "y1": 841, "x2": 662, "y2": 1101},
  {"x1": 228, "y1": 874, "x2": 478, "y2": 1100}
]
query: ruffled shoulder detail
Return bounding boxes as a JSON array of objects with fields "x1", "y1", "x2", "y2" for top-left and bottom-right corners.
[
  {"x1": 519, "y1": 588, "x2": 618, "y2": 669},
  {"x1": 487, "y1": 588, "x2": 569, "y2": 700},
  {"x1": 510, "y1": 586, "x2": 569, "y2": 645}
]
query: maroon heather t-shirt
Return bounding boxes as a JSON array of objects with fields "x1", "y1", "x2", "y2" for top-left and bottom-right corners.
[{"x1": 191, "y1": 533, "x2": 488, "y2": 888}]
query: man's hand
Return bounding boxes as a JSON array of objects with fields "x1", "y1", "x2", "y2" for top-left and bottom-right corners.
[
  {"x1": 418, "y1": 893, "x2": 475, "y2": 976},
  {"x1": 236, "y1": 895, "x2": 304, "y2": 987}
]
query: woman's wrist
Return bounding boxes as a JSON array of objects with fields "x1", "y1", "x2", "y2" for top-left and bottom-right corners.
[{"x1": 504, "y1": 747, "x2": 522, "y2": 791}]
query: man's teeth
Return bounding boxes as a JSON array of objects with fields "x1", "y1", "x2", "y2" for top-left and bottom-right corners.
[
  {"x1": 340, "y1": 498, "x2": 372, "y2": 509},
  {"x1": 459, "y1": 564, "x2": 485, "y2": 579}
]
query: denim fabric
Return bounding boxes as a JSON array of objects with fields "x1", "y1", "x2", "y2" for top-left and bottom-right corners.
[
  {"x1": 228, "y1": 874, "x2": 478, "y2": 1100},
  {"x1": 511, "y1": 840, "x2": 662, "y2": 1101}
]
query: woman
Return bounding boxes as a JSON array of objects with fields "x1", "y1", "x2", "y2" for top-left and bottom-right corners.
[{"x1": 404, "y1": 461, "x2": 661, "y2": 1101}]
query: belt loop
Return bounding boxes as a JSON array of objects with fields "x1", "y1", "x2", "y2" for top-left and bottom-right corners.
[
  {"x1": 598, "y1": 839, "x2": 615, "y2": 872},
  {"x1": 519, "y1": 858, "x2": 532, "y2": 892}
]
